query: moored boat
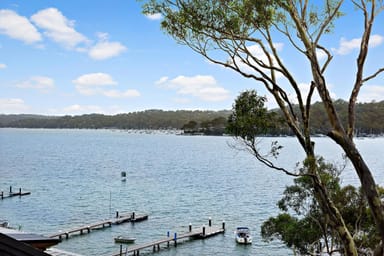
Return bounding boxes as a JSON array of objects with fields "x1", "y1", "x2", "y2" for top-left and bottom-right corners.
[
  {"x1": 114, "y1": 235, "x2": 136, "y2": 244},
  {"x1": 235, "y1": 227, "x2": 252, "y2": 244}
]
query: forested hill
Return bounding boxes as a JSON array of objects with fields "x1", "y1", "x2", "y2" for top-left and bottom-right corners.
[
  {"x1": 0, "y1": 100, "x2": 383, "y2": 135},
  {"x1": 0, "y1": 110, "x2": 231, "y2": 130}
]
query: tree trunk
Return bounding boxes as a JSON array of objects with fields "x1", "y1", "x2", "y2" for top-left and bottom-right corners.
[
  {"x1": 309, "y1": 160, "x2": 358, "y2": 255},
  {"x1": 329, "y1": 132, "x2": 384, "y2": 243}
]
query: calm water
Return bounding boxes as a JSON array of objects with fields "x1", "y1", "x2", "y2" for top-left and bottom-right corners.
[{"x1": 0, "y1": 128, "x2": 383, "y2": 255}]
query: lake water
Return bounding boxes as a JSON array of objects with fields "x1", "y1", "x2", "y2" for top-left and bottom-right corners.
[{"x1": 0, "y1": 128, "x2": 383, "y2": 255}]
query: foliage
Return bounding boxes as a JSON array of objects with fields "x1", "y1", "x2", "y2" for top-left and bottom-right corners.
[
  {"x1": 226, "y1": 90, "x2": 274, "y2": 139},
  {"x1": 261, "y1": 157, "x2": 381, "y2": 255},
  {"x1": 1, "y1": 101, "x2": 384, "y2": 136},
  {"x1": 0, "y1": 110, "x2": 230, "y2": 131}
]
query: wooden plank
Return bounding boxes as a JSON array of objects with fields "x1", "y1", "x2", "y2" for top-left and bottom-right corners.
[
  {"x1": 1, "y1": 190, "x2": 31, "y2": 200},
  {"x1": 49, "y1": 213, "x2": 148, "y2": 239},
  {"x1": 117, "y1": 224, "x2": 225, "y2": 256}
]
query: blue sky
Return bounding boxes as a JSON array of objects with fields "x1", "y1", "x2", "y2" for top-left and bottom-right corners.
[{"x1": 0, "y1": 1, "x2": 383, "y2": 115}]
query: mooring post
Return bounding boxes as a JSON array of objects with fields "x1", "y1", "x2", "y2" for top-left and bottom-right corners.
[
  {"x1": 189, "y1": 223, "x2": 192, "y2": 232},
  {"x1": 202, "y1": 225, "x2": 206, "y2": 237},
  {"x1": 208, "y1": 217, "x2": 212, "y2": 227},
  {"x1": 116, "y1": 210, "x2": 119, "y2": 218},
  {"x1": 9, "y1": 186, "x2": 12, "y2": 195},
  {"x1": 167, "y1": 231, "x2": 170, "y2": 247},
  {"x1": 119, "y1": 244, "x2": 122, "y2": 256},
  {"x1": 174, "y1": 232, "x2": 177, "y2": 246},
  {"x1": 1, "y1": 191, "x2": 3, "y2": 200},
  {"x1": 222, "y1": 220, "x2": 226, "y2": 231},
  {"x1": 132, "y1": 211, "x2": 135, "y2": 220}
]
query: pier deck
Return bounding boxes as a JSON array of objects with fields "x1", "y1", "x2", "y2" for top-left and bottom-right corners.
[
  {"x1": 1, "y1": 187, "x2": 30, "y2": 200},
  {"x1": 113, "y1": 220, "x2": 225, "y2": 256},
  {"x1": 49, "y1": 212, "x2": 148, "y2": 240}
]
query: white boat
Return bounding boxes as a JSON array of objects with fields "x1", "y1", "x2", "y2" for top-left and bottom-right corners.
[
  {"x1": 235, "y1": 227, "x2": 252, "y2": 244},
  {"x1": 114, "y1": 235, "x2": 136, "y2": 244}
]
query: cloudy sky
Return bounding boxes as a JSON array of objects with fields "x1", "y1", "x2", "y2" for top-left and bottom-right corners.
[{"x1": 0, "y1": 1, "x2": 383, "y2": 115}]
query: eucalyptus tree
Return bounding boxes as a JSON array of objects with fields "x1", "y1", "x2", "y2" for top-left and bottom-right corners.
[
  {"x1": 141, "y1": 0, "x2": 384, "y2": 254},
  {"x1": 262, "y1": 157, "x2": 380, "y2": 255}
]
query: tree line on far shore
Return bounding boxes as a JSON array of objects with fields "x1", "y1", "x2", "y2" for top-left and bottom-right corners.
[{"x1": 1, "y1": 99, "x2": 383, "y2": 136}]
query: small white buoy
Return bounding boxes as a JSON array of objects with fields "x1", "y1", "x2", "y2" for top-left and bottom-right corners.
[{"x1": 121, "y1": 171, "x2": 127, "y2": 182}]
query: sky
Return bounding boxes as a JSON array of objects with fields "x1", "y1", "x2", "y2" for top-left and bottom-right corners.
[{"x1": 0, "y1": 1, "x2": 383, "y2": 116}]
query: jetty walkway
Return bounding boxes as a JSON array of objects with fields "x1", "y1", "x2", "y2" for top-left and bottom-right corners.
[
  {"x1": 49, "y1": 212, "x2": 148, "y2": 240},
  {"x1": 1, "y1": 186, "x2": 30, "y2": 200},
  {"x1": 113, "y1": 219, "x2": 225, "y2": 256}
]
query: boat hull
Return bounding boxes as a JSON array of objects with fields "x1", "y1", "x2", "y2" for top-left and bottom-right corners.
[
  {"x1": 236, "y1": 236, "x2": 252, "y2": 244},
  {"x1": 114, "y1": 236, "x2": 135, "y2": 244},
  {"x1": 235, "y1": 227, "x2": 252, "y2": 244}
]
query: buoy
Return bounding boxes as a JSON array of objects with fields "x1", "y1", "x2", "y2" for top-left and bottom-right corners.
[{"x1": 121, "y1": 171, "x2": 127, "y2": 181}]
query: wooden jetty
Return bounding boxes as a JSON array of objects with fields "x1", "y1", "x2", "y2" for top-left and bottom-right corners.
[
  {"x1": 113, "y1": 219, "x2": 225, "y2": 256},
  {"x1": 49, "y1": 212, "x2": 148, "y2": 240},
  {"x1": 1, "y1": 186, "x2": 31, "y2": 200}
]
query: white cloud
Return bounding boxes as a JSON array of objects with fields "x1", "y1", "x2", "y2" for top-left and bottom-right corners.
[
  {"x1": 73, "y1": 72, "x2": 140, "y2": 98},
  {"x1": 73, "y1": 72, "x2": 117, "y2": 86},
  {"x1": 0, "y1": 9, "x2": 42, "y2": 44},
  {"x1": 155, "y1": 76, "x2": 169, "y2": 85},
  {"x1": 0, "y1": 98, "x2": 29, "y2": 113},
  {"x1": 157, "y1": 75, "x2": 230, "y2": 102},
  {"x1": 62, "y1": 104, "x2": 104, "y2": 114},
  {"x1": 316, "y1": 49, "x2": 327, "y2": 60},
  {"x1": 89, "y1": 41, "x2": 127, "y2": 60},
  {"x1": 56, "y1": 104, "x2": 126, "y2": 115},
  {"x1": 15, "y1": 76, "x2": 55, "y2": 91},
  {"x1": 31, "y1": 8, "x2": 88, "y2": 49},
  {"x1": 358, "y1": 85, "x2": 384, "y2": 103},
  {"x1": 369, "y1": 34, "x2": 384, "y2": 47},
  {"x1": 333, "y1": 34, "x2": 384, "y2": 55},
  {"x1": 102, "y1": 89, "x2": 140, "y2": 98},
  {"x1": 146, "y1": 13, "x2": 162, "y2": 20},
  {"x1": 0, "y1": 63, "x2": 6, "y2": 69}
]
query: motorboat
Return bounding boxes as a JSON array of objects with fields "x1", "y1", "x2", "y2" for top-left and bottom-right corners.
[
  {"x1": 114, "y1": 235, "x2": 136, "y2": 244},
  {"x1": 235, "y1": 227, "x2": 252, "y2": 244}
]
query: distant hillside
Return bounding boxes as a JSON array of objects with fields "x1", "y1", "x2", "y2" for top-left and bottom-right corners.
[
  {"x1": 0, "y1": 100, "x2": 383, "y2": 136},
  {"x1": 0, "y1": 110, "x2": 231, "y2": 130},
  {"x1": 302, "y1": 100, "x2": 384, "y2": 136}
]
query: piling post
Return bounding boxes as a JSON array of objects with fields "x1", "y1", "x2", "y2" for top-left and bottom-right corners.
[
  {"x1": 119, "y1": 244, "x2": 122, "y2": 256},
  {"x1": 208, "y1": 217, "x2": 212, "y2": 227},
  {"x1": 202, "y1": 225, "x2": 206, "y2": 237},
  {"x1": 189, "y1": 223, "x2": 192, "y2": 232},
  {"x1": 116, "y1": 211, "x2": 119, "y2": 218},
  {"x1": 1, "y1": 191, "x2": 3, "y2": 200},
  {"x1": 167, "y1": 231, "x2": 170, "y2": 247},
  {"x1": 132, "y1": 212, "x2": 135, "y2": 220},
  {"x1": 9, "y1": 186, "x2": 12, "y2": 195},
  {"x1": 222, "y1": 220, "x2": 226, "y2": 231},
  {"x1": 174, "y1": 232, "x2": 177, "y2": 246}
]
